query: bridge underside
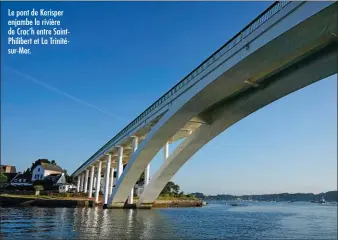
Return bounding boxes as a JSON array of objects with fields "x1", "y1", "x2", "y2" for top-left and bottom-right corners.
[
  {"x1": 137, "y1": 43, "x2": 338, "y2": 207},
  {"x1": 107, "y1": 2, "x2": 337, "y2": 208}
]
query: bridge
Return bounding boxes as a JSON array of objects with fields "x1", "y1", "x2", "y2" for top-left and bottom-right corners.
[{"x1": 71, "y1": 1, "x2": 338, "y2": 208}]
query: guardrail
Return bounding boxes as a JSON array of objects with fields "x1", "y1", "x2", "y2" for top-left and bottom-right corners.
[{"x1": 72, "y1": 1, "x2": 290, "y2": 176}]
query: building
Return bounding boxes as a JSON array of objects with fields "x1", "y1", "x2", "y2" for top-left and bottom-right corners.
[
  {"x1": 59, "y1": 184, "x2": 76, "y2": 193},
  {"x1": 0, "y1": 172, "x2": 19, "y2": 188},
  {"x1": 31, "y1": 163, "x2": 63, "y2": 181},
  {"x1": 44, "y1": 173, "x2": 66, "y2": 185},
  {"x1": 0, "y1": 165, "x2": 17, "y2": 173},
  {"x1": 10, "y1": 173, "x2": 32, "y2": 186}
]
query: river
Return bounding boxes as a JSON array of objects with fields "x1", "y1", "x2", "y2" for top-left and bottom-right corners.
[{"x1": 1, "y1": 201, "x2": 337, "y2": 239}]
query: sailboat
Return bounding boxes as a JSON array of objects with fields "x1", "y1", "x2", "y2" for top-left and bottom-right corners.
[{"x1": 319, "y1": 196, "x2": 326, "y2": 204}]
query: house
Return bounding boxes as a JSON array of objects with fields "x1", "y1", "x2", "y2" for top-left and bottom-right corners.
[
  {"x1": 1, "y1": 165, "x2": 17, "y2": 173},
  {"x1": 44, "y1": 173, "x2": 66, "y2": 185},
  {"x1": 10, "y1": 173, "x2": 32, "y2": 186},
  {"x1": 59, "y1": 184, "x2": 76, "y2": 193},
  {"x1": 0, "y1": 172, "x2": 19, "y2": 188},
  {"x1": 31, "y1": 163, "x2": 63, "y2": 181}
]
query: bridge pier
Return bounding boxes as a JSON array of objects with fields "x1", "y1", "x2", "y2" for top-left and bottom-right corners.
[
  {"x1": 88, "y1": 165, "x2": 95, "y2": 198},
  {"x1": 128, "y1": 136, "x2": 139, "y2": 205},
  {"x1": 109, "y1": 166, "x2": 115, "y2": 195},
  {"x1": 116, "y1": 147, "x2": 124, "y2": 179},
  {"x1": 103, "y1": 155, "x2": 111, "y2": 207},
  {"x1": 80, "y1": 172, "x2": 85, "y2": 192},
  {"x1": 84, "y1": 169, "x2": 89, "y2": 193},
  {"x1": 144, "y1": 164, "x2": 150, "y2": 187},
  {"x1": 95, "y1": 161, "x2": 102, "y2": 203},
  {"x1": 76, "y1": 176, "x2": 80, "y2": 192},
  {"x1": 163, "y1": 141, "x2": 169, "y2": 161}
]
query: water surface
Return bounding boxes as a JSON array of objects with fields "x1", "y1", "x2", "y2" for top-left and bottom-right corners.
[{"x1": 1, "y1": 201, "x2": 337, "y2": 239}]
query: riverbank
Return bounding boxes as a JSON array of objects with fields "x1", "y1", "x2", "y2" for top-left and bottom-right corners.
[{"x1": 0, "y1": 194, "x2": 203, "y2": 208}]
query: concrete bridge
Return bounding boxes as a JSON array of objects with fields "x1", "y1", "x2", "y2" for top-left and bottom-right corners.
[{"x1": 71, "y1": 1, "x2": 338, "y2": 208}]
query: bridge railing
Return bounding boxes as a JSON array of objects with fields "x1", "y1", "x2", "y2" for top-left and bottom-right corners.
[{"x1": 73, "y1": 1, "x2": 290, "y2": 176}]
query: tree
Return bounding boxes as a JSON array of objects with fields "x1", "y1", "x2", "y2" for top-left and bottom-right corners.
[
  {"x1": 63, "y1": 169, "x2": 73, "y2": 184},
  {"x1": 160, "y1": 181, "x2": 181, "y2": 196},
  {"x1": 33, "y1": 185, "x2": 44, "y2": 196},
  {"x1": 0, "y1": 173, "x2": 8, "y2": 183},
  {"x1": 25, "y1": 159, "x2": 57, "y2": 173},
  {"x1": 136, "y1": 172, "x2": 145, "y2": 185},
  {"x1": 172, "y1": 184, "x2": 180, "y2": 195}
]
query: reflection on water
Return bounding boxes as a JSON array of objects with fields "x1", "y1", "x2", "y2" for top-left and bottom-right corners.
[{"x1": 1, "y1": 202, "x2": 337, "y2": 239}]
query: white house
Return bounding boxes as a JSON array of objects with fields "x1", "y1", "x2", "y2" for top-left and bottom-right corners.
[
  {"x1": 59, "y1": 184, "x2": 76, "y2": 193},
  {"x1": 31, "y1": 163, "x2": 63, "y2": 181}
]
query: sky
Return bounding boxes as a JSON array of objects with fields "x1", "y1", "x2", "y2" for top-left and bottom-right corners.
[{"x1": 1, "y1": 2, "x2": 337, "y2": 195}]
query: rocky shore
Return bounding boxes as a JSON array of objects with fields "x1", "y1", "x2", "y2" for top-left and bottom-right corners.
[{"x1": 0, "y1": 194, "x2": 203, "y2": 208}]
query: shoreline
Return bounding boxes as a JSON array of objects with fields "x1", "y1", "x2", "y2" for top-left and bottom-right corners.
[{"x1": 0, "y1": 195, "x2": 203, "y2": 208}]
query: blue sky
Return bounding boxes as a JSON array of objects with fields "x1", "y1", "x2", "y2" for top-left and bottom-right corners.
[{"x1": 1, "y1": 2, "x2": 336, "y2": 195}]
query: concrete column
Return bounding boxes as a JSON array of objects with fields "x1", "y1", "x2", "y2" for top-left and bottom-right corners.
[
  {"x1": 84, "y1": 169, "x2": 89, "y2": 193},
  {"x1": 77, "y1": 176, "x2": 81, "y2": 192},
  {"x1": 144, "y1": 164, "x2": 150, "y2": 187},
  {"x1": 109, "y1": 166, "x2": 115, "y2": 195},
  {"x1": 88, "y1": 165, "x2": 95, "y2": 198},
  {"x1": 81, "y1": 172, "x2": 85, "y2": 192},
  {"x1": 103, "y1": 155, "x2": 111, "y2": 207},
  {"x1": 117, "y1": 146, "x2": 124, "y2": 179},
  {"x1": 164, "y1": 141, "x2": 169, "y2": 161},
  {"x1": 95, "y1": 161, "x2": 102, "y2": 203},
  {"x1": 93, "y1": 176, "x2": 96, "y2": 189},
  {"x1": 128, "y1": 137, "x2": 138, "y2": 204}
]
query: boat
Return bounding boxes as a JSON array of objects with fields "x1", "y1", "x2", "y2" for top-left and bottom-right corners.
[
  {"x1": 311, "y1": 196, "x2": 326, "y2": 204},
  {"x1": 318, "y1": 196, "x2": 326, "y2": 204}
]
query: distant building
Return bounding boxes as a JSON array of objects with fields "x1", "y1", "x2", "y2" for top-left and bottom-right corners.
[
  {"x1": 10, "y1": 173, "x2": 32, "y2": 186},
  {"x1": 59, "y1": 184, "x2": 76, "y2": 193},
  {"x1": 31, "y1": 163, "x2": 63, "y2": 181},
  {"x1": 0, "y1": 165, "x2": 17, "y2": 173},
  {"x1": 0, "y1": 172, "x2": 19, "y2": 188},
  {"x1": 44, "y1": 173, "x2": 66, "y2": 185}
]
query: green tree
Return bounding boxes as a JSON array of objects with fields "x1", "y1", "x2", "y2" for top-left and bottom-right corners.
[
  {"x1": 28, "y1": 159, "x2": 51, "y2": 173},
  {"x1": 160, "y1": 181, "x2": 181, "y2": 196},
  {"x1": 33, "y1": 185, "x2": 44, "y2": 196},
  {"x1": 172, "y1": 184, "x2": 180, "y2": 195},
  {"x1": 63, "y1": 169, "x2": 73, "y2": 183},
  {"x1": 0, "y1": 173, "x2": 8, "y2": 183}
]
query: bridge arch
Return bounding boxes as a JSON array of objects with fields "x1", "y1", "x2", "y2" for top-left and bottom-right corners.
[{"x1": 137, "y1": 46, "x2": 337, "y2": 207}]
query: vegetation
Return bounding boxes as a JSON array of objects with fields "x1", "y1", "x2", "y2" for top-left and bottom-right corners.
[
  {"x1": 33, "y1": 185, "x2": 44, "y2": 196},
  {"x1": 33, "y1": 179, "x2": 55, "y2": 190},
  {"x1": 23, "y1": 159, "x2": 57, "y2": 174},
  {"x1": 0, "y1": 173, "x2": 8, "y2": 183},
  {"x1": 190, "y1": 191, "x2": 338, "y2": 202},
  {"x1": 160, "y1": 181, "x2": 180, "y2": 196}
]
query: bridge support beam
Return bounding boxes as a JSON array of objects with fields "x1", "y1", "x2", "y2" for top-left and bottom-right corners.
[
  {"x1": 84, "y1": 169, "x2": 89, "y2": 193},
  {"x1": 109, "y1": 166, "x2": 115, "y2": 195},
  {"x1": 76, "y1": 176, "x2": 80, "y2": 192},
  {"x1": 88, "y1": 165, "x2": 95, "y2": 198},
  {"x1": 103, "y1": 155, "x2": 111, "y2": 207},
  {"x1": 95, "y1": 161, "x2": 102, "y2": 203}
]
